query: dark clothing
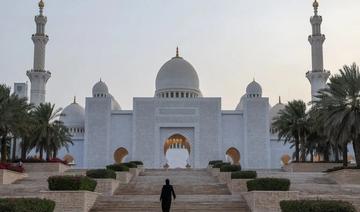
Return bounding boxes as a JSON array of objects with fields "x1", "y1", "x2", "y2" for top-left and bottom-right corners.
[{"x1": 160, "y1": 184, "x2": 176, "y2": 212}]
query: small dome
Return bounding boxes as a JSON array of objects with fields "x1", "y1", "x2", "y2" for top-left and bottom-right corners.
[
  {"x1": 60, "y1": 100, "x2": 85, "y2": 127},
  {"x1": 269, "y1": 97, "x2": 285, "y2": 122},
  {"x1": 246, "y1": 80, "x2": 262, "y2": 97},
  {"x1": 155, "y1": 48, "x2": 201, "y2": 97},
  {"x1": 92, "y1": 80, "x2": 109, "y2": 97},
  {"x1": 110, "y1": 94, "x2": 121, "y2": 110},
  {"x1": 236, "y1": 94, "x2": 246, "y2": 110}
]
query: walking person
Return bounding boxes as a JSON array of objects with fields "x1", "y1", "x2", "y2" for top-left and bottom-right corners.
[{"x1": 160, "y1": 179, "x2": 176, "y2": 212}]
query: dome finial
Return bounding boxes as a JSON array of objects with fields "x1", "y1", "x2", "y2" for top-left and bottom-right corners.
[
  {"x1": 313, "y1": 0, "x2": 319, "y2": 15},
  {"x1": 38, "y1": 0, "x2": 44, "y2": 14},
  {"x1": 73, "y1": 96, "x2": 76, "y2": 104},
  {"x1": 176, "y1": 46, "x2": 179, "y2": 58},
  {"x1": 278, "y1": 96, "x2": 281, "y2": 104}
]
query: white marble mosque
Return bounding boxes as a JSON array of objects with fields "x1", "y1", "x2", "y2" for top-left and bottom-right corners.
[{"x1": 12, "y1": 0, "x2": 344, "y2": 169}]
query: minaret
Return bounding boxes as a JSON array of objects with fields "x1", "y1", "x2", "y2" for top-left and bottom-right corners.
[
  {"x1": 306, "y1": 0, "x2": 330, "y2": 101},
  {"x1": 26, "y1": 0, "x2": 51, "y2": 106}
]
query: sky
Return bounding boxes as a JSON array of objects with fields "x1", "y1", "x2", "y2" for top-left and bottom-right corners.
[{"x1": 1, "y1": 0, "x2": 360, "y2": 110}]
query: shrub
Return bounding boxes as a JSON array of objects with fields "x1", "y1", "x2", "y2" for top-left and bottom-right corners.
[
  {"x1": 231, "y1": 171, "x2": 257, "y2": 179},
  {"x1": 208, "y1": 160, "x2": 223, "y2": 166},
  {"x1": 213, "y1": 162, "x2": 230, "y2": 169},
  {"x1": 247, "y1": 178, "x2": 290, "y2": 191},
  {"x1": 48, "y1": 175, "x2": 97, "y2": 191},
  {"x1": 220, "y1": 164, "x2": 241, "y2": 172},
  {"x1": 86, "y1": 169, "x2": 116, "y2": 179},
  {"x1": 47, "y1": 157, "x2": 68, "y2": 165},
  {"x1": 280, "y1": 200, "x2": 356, "y2": 212},
  {"x1": 0, "y1": 198, "x2": 55, "y2": 212},
  {"x1": 0, "y1": 163, "x2": 25, "y2": 173},
  {"x1": 121, "y1": 162, "x2": 137, "y2": 168},
  {"x1": 106, "y1": 164, "x2": 130, "y2": 172},
  {"x1": 129, "y1": 161, "x2": 143, "y2": 165}
]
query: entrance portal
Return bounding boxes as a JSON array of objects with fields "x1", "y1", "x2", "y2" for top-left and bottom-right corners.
[
  {"x1": 164, "y1": 134, "x2": 190, "y2": 168},
  {"x1": 226, "y1": 147, "x2": 240, "y2": 165}
]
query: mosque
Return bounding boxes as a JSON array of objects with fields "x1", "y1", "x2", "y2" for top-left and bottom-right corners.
[{"x1": 13, "y1": 1, "x2": 332, "y2": 169}]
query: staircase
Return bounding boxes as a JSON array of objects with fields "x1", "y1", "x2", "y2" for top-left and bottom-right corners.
[{"x1": 90, "y1": 169, "x2": 250, "y2": 212}]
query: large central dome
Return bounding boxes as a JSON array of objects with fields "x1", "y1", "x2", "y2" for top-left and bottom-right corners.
[{"x1": 155, "y1": 48, "x2": 201, "y2": 98}]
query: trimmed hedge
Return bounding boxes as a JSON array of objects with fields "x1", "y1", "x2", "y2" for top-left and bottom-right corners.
[
  {"x1": 106, "y1": 164, "x2": 130, "y2": 172},
  {"x1": 247, "y1": 178, "x2": 290, "y2": 191},
  {"x1": 121, "y1": 162, "x2": 137, "y2": 168},
  {"x1": 129, "y1": 161, "x2": 143, "y2": 165},
  {"x1": 48, "y1": 175, "x2": 97, "y2": 191},
  {"x1": 86, "y1": 169, "x2": 116, "y2": 179},
  {"x1": 208, "y1": 160, "x2": 223, "y2": 166},
  {"x1": 280, "y1": 200, "x2": 356, "y2": 212},
  {"x1": 231, "y1": 171, "x2": 257, "y2": 179},
  {"x1": 213, "y1": 162, "x2": 230, "y2": 169},
  {"x1": 220, "y1": 164, "x2": 242, "y2": 172},
  {"x1": 0, "y1": 198, "x2": 55, "y2": 212}
]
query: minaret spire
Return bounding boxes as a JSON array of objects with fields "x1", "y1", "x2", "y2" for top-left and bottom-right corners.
[
  {"x1": 176, "y1": 46, "x2": 179, "y2": 57},
  {"x1": 26, "y1": 0, "x2": 51, "y2": 105},
  {"x1": 306, "y1": 0, "x2": 330, "y2": 101}
]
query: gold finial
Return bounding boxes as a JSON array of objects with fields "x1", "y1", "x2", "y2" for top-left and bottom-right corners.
[
  {"x1": 38, "y1": 0, "x2": 44, "y2": 9},
  {"x1": 176, "y1": 46, "x2": 179, "y2": 57},
  {"x1": 73, "y1": 96, "x2": 76, "y2": 104},
  {"x1": 313, "y1": 0, "x2": 319, "y2": 14},
  {"x1": 279, "y1": 96, "x2": 281, "y2": 104}
]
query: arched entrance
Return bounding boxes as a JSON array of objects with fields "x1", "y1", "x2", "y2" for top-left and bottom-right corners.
[
  {"x1": 63, "y1": 154, "x2": 75, "y2": 165},
  {"x1": 226, "y1": 147, "x2": 240, "y2": 165},
  {"x1": 114, "y1": 147, "x2": 129, "y2": 164},
  {"x1": 164, "y1": 134, "x2": 191, "y2": 168}
]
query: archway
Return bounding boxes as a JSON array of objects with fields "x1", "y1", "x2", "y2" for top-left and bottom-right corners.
[
  {"x1": 164, "y1": 134, "x2": 191, "y2": 168},
  {"x1": 113, "y1": 147, "x2": 129, "y2": 164},
  {"x1": 63, "y1": 154, "x2": 75, "y2": 165},
  {"x1": 281, "y1": 154, "x2": 291, "y2": 165},
  {"x1": 226, "y1": 147, "x2": 240, "y2": 165}
]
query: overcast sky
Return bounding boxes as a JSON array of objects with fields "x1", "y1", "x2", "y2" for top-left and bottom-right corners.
[{"x1": 1, "y1": 0, "x2": 359, "y2": 110}]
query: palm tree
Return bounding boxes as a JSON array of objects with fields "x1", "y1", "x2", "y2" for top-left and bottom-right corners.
[
  {"x1": 47, "y1": 120, "x2": 72, "y2": 158},
  {"x1": 31, "y1": 103, "x2": 73, "y2": 160},
  {"x1": 0, "y1": 84, "x2": 31, "y2": 162},
  {"x1": 271, "y1": 100, "x2": 308, "y2": 162},
  {"x1": 314, "y1": 63, "x2": 360, "y2": 167}
]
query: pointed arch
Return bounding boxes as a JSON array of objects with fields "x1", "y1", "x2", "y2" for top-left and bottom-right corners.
[
  {"x1": 114, "y1": 147, "x2": 129, "y2": 164},
  {"x1": 163, "y1": 134, "x2": 191, "y2": 155},
  {"x1": 226, "y1": 147, "x2": 240, "y2": 165}
]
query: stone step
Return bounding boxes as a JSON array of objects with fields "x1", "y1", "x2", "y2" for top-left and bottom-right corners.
[
  {"x1": 91, "y1": 195, "x2": 249, "y2": 212},
  {"x1": 115, "y1": 184, "x2": 231, "y2": 195}
]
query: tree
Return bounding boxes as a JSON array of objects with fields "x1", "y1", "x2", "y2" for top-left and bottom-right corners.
[
  {"x1": 271, "y1": 100, "x2": 308, "y2": 162},
  {"x1": 314, "y1": 63, "x2": 360, "y2": 167},
  {"x1": 31, "y1": 103, "x2": 72, "y2": 160},
  {"x1": 0, "y1": 84, "x2": 32, "y2": 162}
]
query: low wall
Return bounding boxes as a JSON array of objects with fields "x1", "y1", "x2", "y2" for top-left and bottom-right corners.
[
  {"x1": 210, "y1": 168, "x2": 220, "y2": 177},
  {"x1": 243, "y1": 191, "x2": 299, "y2": 212},
  {"x1": 327, "y1": 169, "x2": 360, "y2": 185},
  {"x1": 129, "y1": 168, "x2": 141, "y2": 177},
  {"x1": 116, "y1": 171, "x2": 133, "y2": 183},
  {"x1": 229, "y1": 179, "x2": 251, "y2": 193},
  {"x1": 0, "y1": 169, "x2": 28, "y2": 184},
  {"x1": 217, "y1": 172, "x2": 231, "y2": 184},
  {"x1": 41, "y1": 191, "x2": 100, "y2": 212},
  {"x1": 23, "y1": 163, "x2": 71, "y2": 173},
  {"x1": 95, "y1": 179, "x2": 119, "y2": 196},
  {"x1": 283, "y1": 163, "x2": 342, "y2": 172}
]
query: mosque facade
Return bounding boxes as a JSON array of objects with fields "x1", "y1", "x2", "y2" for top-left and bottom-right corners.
[{"x1": 13, "y1": 1, "x2": 333, "y2": 169}]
